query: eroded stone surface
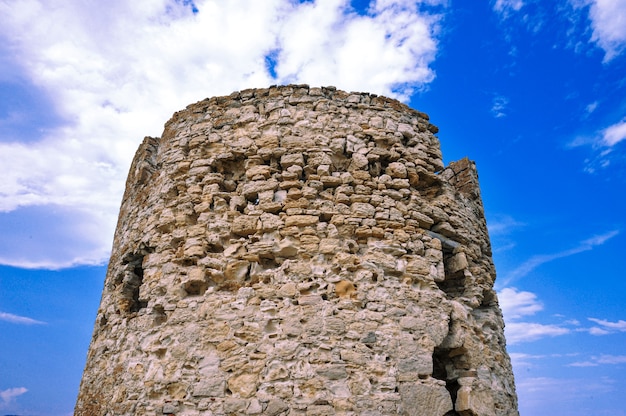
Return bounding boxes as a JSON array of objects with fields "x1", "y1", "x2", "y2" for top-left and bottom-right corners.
[{"x1": 75, "y1": 85, "x2": 518, "y2": 416}]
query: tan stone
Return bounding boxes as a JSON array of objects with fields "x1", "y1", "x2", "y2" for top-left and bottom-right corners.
[
  {"x1": 228, "y1": 373, "x2": 258, "y2": 398},
  {"x1": 232, "y1": 215, "x2": 259, "y2": 236},
  {"x1": 335, "y1": 280, "x2": 356, "y2": 298},
  {"x1": 284, "y1": 215, "x2": 319, "y2": 227}
]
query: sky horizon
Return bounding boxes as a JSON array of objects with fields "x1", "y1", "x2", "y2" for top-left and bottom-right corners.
[{"x1": 1, "y1": 0, "x2": 625, "y2": 415}]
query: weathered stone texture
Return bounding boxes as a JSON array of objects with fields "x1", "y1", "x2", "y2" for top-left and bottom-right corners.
[{"x1": 75, "y1": 85, "x2": 518, "y2": 415}]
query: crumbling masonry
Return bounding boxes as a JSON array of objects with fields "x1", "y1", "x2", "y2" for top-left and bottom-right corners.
[{"x1": 76, "y1": 85, "x2": 518, "y2": 415}]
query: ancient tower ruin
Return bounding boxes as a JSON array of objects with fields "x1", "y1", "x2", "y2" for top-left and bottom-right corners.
[{"x1": 76, "y1": 85, "x2": 518, "y2": 415}]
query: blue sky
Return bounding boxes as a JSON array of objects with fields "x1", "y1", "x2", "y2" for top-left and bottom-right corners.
[{"x1": 0, "y1": 0, "x2": 625, "y2": 415}]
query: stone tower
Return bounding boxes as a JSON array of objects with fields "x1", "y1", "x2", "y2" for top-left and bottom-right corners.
[{"x1": 75, "y1": 85, "x2": 518, "y2": 415}]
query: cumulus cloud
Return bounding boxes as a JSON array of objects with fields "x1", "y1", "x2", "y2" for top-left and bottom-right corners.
[
  {"x1": 0, "y1": 311, "x2": 45, "y2": 325},
  {"x1": 498, "y1": 287, "x2": 543, "y2": 320},
  {"x1": 587, "y1": 0, "x2": 626, "y2": 61},
  {"x1": 498, "y1": 287, "x2": 571, "y2": 344},
  {"x1": 0, "y1": 0, "x2": 444, "y2": 269},
  {"x1": 0, "y1": 387, "x2": 28, "y2": 408}
]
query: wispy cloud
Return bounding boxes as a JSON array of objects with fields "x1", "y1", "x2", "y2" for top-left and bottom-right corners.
[
  {"x1": 487, "y1": 215, "x2": 525, "y2": 236},
  {"x1": 0, "y1": 0, "x2": 445, "y2": 269},
  {"x1": 491, "y1": 95, "x2": 509, "y2": 118},
  {"x1": 503, "y1": 230, "x2": 619, "y2": 284},
  {"x1": 492, "y1": 0, "x2": 626, "y2": 62},
  {"x1": 585, "y1": 101, "x2": 598, "y2": 115},
  {"x1": 0, "y1": 311, "x2": 45, "y2": 325},
  {"x1": 568, "y1": 119, "x2": 626, "y2": 173},
  {"x1": 510, "y1": 351, "x2": 580, "y2": 368},
  {"x1": 569, "y1": 354, "x2": 626, "y2": 367},
  {"x1": 487, "y1": 214, "x2": 524, "y2": 253},
  {"x1": 0, "y1": 387, "x2": 28, "y2": 408},
  {"x1": 586, "y1": 317, "x2": 626, "y2": 335},
  {"x1": 492, "y1": 0, "x2": 524, "y2": 18},
  {"x1": 601, "y1": 120, "x2": 626, "y2": 146}
]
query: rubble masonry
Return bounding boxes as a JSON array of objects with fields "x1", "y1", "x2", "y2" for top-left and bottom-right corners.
[{"x1": 76, "y1": 85, "x2": 518, "y2": 416}]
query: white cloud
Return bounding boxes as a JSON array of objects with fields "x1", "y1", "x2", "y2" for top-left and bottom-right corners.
[
  {"x1": 597, "y1": 354, "x2": 626, "y2": 364},
  {"x1": 587, "y1": 317, "x2": 626, "y2": 334},
  {"x1": 570, "y1": 354, "x2": 626, "y2": 367},
  {"x1": 509, "y1": 352, "x2": 546, "y2": 368},
  {"x1": 498, "y1": 287, "x2": 571, "y2": 344},
  {"x1": 585, "y1": 100, "x2": 598, "y2": 114},
  {"x1": 510, "y1": 351, "x2": 581, "y2": 368},
  {"x1": 0, "y1": 0, "x2": 444, "y2": 269},
  {"x1": 504, "y1": 230, "x2": 619, "y2": 283},
  {"x1": 487, "y1": 214, "x2": 523, "y2": 253},
  {"x1": 487, "y1": 215, "x2": 524, "y2": 236},
  {"x1": 568, "y1": 119, "x2": 626, "y2": 173},
  {"x1": 498, "y1": 287, "x2": 543, "y2": 320},
  {"x1": 0, "y1": 387, "x2": 28, "y2": 408},
  {"x1": 491, "y1": 95, "x2": 509, "y2": 118},
  {"x1": 493, "y1": 0, "x2": 524, "y2": 17},
  {"x1": 587, "y1": 0, "x2": 626, "y2": 61},
  {"x1": 505, "y1": 321, "x2": 570, "y2": 344},
  {"x1": 0, "y1": 311, "x2": 45, "y2": 325},
  {"x1": 601, "y1": 120, "x2": 626, "y2": 146}
]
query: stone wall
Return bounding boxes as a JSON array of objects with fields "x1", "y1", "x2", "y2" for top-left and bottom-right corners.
[{"x1": 75, "y1": 85, "x2": 518, "y2": 415}]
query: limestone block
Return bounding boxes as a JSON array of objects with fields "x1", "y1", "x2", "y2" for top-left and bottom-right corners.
[
  {"x1": 348, "y1": 153, "x2": 369, "y2": 171},
  {"x1": 224, "y1": 260, "x2": 250, "y2": 282},
  {"x1": 273, "y1": 238, "x2": 298, "y2": 257},
  {"x1": 319, "y1": 238, "x2": 341, "y2": 254},
  {"x1": 193, "y1": 376, "x2": 226, "y2": 397},
  {"x1": 397, "y1": 123, "x2": 416, "y2": 138},
  {"x1": 351, "y1": 201, "x2": 376, "y2": 218},
  {"x1": 386, "y1": 162, "x2": 408, "y2": 178},
  {"x1": 232, "y1": 215, "x2": 259, "y2": 236},
  {"x1": 321, "y1": 175, "x2": 342, "y2": 187},
  {"x1": 316, "y1": 364, "x2": 348, "y2": 380},
  {"x1": 398, "y1": 382, "x2": 453, "y2": 415},
  {"x1": 246, "y1": 165, "x2": 271, "y2": 179},
  {"x1": 242, "y1": 180, "x2": 278, "y2": 199},
  {"x1": 335, "y1": 280, "x2": 356, "y2": 299},
  {"x1": 397, "y1": 354, "x2": 434, "y2": 380},
  {"x1": 223, "y1": 398, "x2": 249, "y2": 413},
  {"x1": 265, "y1": 399, "x2": 289, "y2": 416},
  {"x1": 284, "y1": 215, "x2": 319, "y2": 227},
  {"x1": 228, "y1": 373, "x2": 258, "y2": 398},
  {"x1": 456, "y1": 384, "x2": 496, "y2": 416},
  {"x1": 446, "y1": 251, "x2": 469, "y2": 274}
]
